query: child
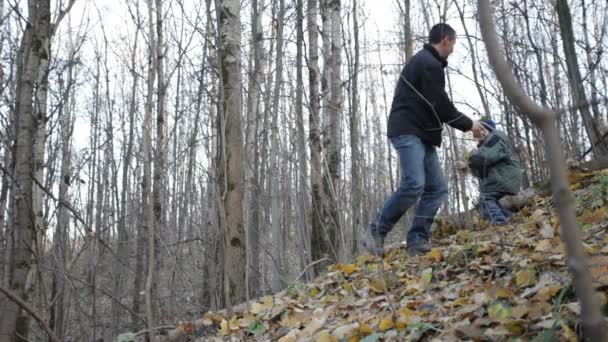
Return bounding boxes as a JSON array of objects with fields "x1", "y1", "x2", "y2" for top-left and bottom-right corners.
[{"x1": 458, "y1": 119, "x2": 523, "y2": 225}]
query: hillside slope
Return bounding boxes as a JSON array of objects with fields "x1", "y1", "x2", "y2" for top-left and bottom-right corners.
[{"x1": 180, "y1": 170, "x2": 608, "y2": 341}]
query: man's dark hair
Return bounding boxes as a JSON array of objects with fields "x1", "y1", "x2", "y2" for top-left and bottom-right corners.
[{"x1": 429, "y1": 23, "x2": 456, "y2": 44}]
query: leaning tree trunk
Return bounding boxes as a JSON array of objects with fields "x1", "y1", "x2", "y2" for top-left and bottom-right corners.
[
  {"x1": 217, "y1": 0, "x2": 246, "y2": 314},
  {"x1": 479, "y1": 1, "x2": 608, "y2": 340},
  {"x1": 555, "y1": 0, "x2": 608, "y2": 157}
]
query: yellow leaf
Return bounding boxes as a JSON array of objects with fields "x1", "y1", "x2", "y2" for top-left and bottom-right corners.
[
  {"x1": 359, "y1": 323, "x2": 373, "y2": 335},
  {"x1": 378, "y1": 318, "x2": 394, "y2": 331},
  {"x1": 427, "y1": 248, "x2": 443, "y2": 262},
  {"x1": 451, "y1": 297, "x2": 468, "y2": 307},
  {"x1": 263, "y1": 296, "x2": 274, "y2": 307},
  {"x1": 229, "y1": 315, "x2": 240, "y2": 331},
  {"x1": 310, "y1": 287, "x2": 320, "y2": 297},
  {"x1": 343, "y1": 281, "x2": 353, "y2": 292},
  {"x1": 340, "y1": 263, "x2": 359, "y2": 276},
  {"x1": 220, "y1": 319, "x2": 229, "y2": 335},
  {"x1": 321, "y1": 295, "x2": 339, "y2": 304},
  {"x1": 316, "y1": 331, "x2": 338, "y2": 342},
  {"x1": 515, "y1": 269, "x2": 537, "y2": 288},
  {"x1": 488, "y1": 302, "x2": 511, "y2": 323}
]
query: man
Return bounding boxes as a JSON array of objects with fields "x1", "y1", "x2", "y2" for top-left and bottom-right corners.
[
  {"x1": 458, "y1": 119, "x2": 522, "y2": 225},
  {"x1": 364, "y1": 23, "x2": 483, "y2": 256}
]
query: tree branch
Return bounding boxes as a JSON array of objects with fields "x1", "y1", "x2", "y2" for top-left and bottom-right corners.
[{"x1": 0, "y1": 285, "x2": 61, "y2": 342}]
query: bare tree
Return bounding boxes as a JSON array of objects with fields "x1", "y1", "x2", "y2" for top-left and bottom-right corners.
[
  {"x1": 556, "y1": 0, "x2": 608, "y2": 157},
  {"x1": 0, "y1": 1, "x2": 52, "y2": 339},
  {"x1": 216, "y1": 0, "x2": 246, "y2": 313},
  {"x1": 479, "y1": 1, "x2": 608, "y2": 339}
]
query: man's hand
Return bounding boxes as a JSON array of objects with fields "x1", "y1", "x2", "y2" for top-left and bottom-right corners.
[
  {"x1": 471, "y1": 120, "x2": 484, "y2": 135},
  {"x1": 455, "y1": 160, "x2": 468, "y2": 171}
]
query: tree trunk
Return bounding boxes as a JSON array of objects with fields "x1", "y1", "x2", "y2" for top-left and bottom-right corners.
[
  {"x1": 49, "y1": 51, "x2": 76, "y2": 342},
  {"x1": 479, "y1": 2, "x2": 608, "y2": 338},
  {"x1": 308, "y1": 0, "x2": 326, "y2": 274},
  {"x1": 555, "y1": 0, "x2": 608, "y2": 157},
  {"x1": 245, "y1": 0, "x2": 265, "y2": 298},
  {"x1": 143, "y1": 0, "x2": 158, "y2": 337},
  {"x1": 295, "y1": 0, "x2": 312, "y2": 281},
  {"x1": 350, "y1": 0, "x2": 362, "y2": 258},
  {"x1": 217, "y1": 0, "x2": 246, "y2": 313},
  {"x1": 270, "y1": 0, "x2": 285, "y2": 293},
  {"x1": 0, "y1": 1, "x2": 49, "y2": 339}
]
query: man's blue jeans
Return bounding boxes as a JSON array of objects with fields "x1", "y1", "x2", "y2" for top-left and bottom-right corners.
[
  {"x1": 370, "y1": 134, "x2": 448, "y2": 245},
  {"x1": 479, "y1": 193, "x2": 512, "y2": 225}
]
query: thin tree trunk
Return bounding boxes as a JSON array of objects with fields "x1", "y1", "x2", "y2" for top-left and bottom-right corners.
[
  {"x1": 49, "y1": 51, "x2": 76, "y2": 342},
  {"x1": 295, "y1": 0, "x2": 312, "y2": 281},
  {"x1": 350, "y1": 0, "x2": 362, "y2": 258},
  {"x1": 479, "y1": 2, "x2": 608, "y2": 339},
  {"x1": 556, "y1": 0, "x2": 608, "y2": 157},
  {"x1": 308, "y1": 0, "x2": 326, "y2": 274},
  {"x1": 245, "y1": 0, "x2": 265, "y2": 298},
  {"x1": 270, "y1": 0, "x2": 285, "y2": 293},
  {"x1": 143, "y1": 0, "x2": 158, "y2": 337}
]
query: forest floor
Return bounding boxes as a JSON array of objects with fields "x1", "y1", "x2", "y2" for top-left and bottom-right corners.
[{"x1": 187, "y1": 169, "x2": 608, "y2": 341}]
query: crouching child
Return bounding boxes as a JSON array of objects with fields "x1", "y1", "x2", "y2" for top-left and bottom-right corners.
[{"x1": 460, "y1": 119, "x2": 523, "y2": 225}]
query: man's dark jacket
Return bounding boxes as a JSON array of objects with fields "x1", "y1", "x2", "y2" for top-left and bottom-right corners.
[{"x1": 387, "y1": 44, "x2": 472, "y2": 146}]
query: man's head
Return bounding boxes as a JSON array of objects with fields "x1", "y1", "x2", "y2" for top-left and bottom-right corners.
[{"x1": 429, "y1": 23, "x2": 456, "y2": 58}]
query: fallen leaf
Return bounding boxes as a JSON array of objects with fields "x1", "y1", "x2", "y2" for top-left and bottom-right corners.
[
  {"x1": 535, "y1": 239, "x2": 553, "y2": 252},
  {"x1": 378, "y1": 318, "x2": 394, "y2": 331},
  {"x1": 515, "y1": 269, "x2": 537, "y2": 288},
  {"x1": 315, "y1": 331, "x2": 338, "y2": 342},
  {"x1": 535, "y1": 285, "x2": 562, "y2": 301},
  {"x1": 220, "y1": 319, "x2": 229, "y2": 335},
  {"x1": 422, "y1": 268, "x2": 433, "y2": 287},
  {"x1": 332, "y1": 323, "x2": 359, "y2": 339},
  {"x1": 339, "y1": 263, "x2": 359, "y2": 276},
  {"x1": 359, "y1": 323, "x2": 373, "y2": 335},
  {"x1": 427, "y1": 248, "x2": 443, "y2": 262},
  {"x1": 539, "y1": 221, "x2": 555, "y2": 239},
  {"x1": 301, "y1": 316, "x2": 326, "y2": 337},
  {"x1": 488, "y1": 301, "x2": 511, "y2": 323}
]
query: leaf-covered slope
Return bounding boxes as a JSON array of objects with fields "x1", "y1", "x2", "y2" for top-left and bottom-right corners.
[{"x1": 190, "y1": 170, "x2": 608, "y2": 341}]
